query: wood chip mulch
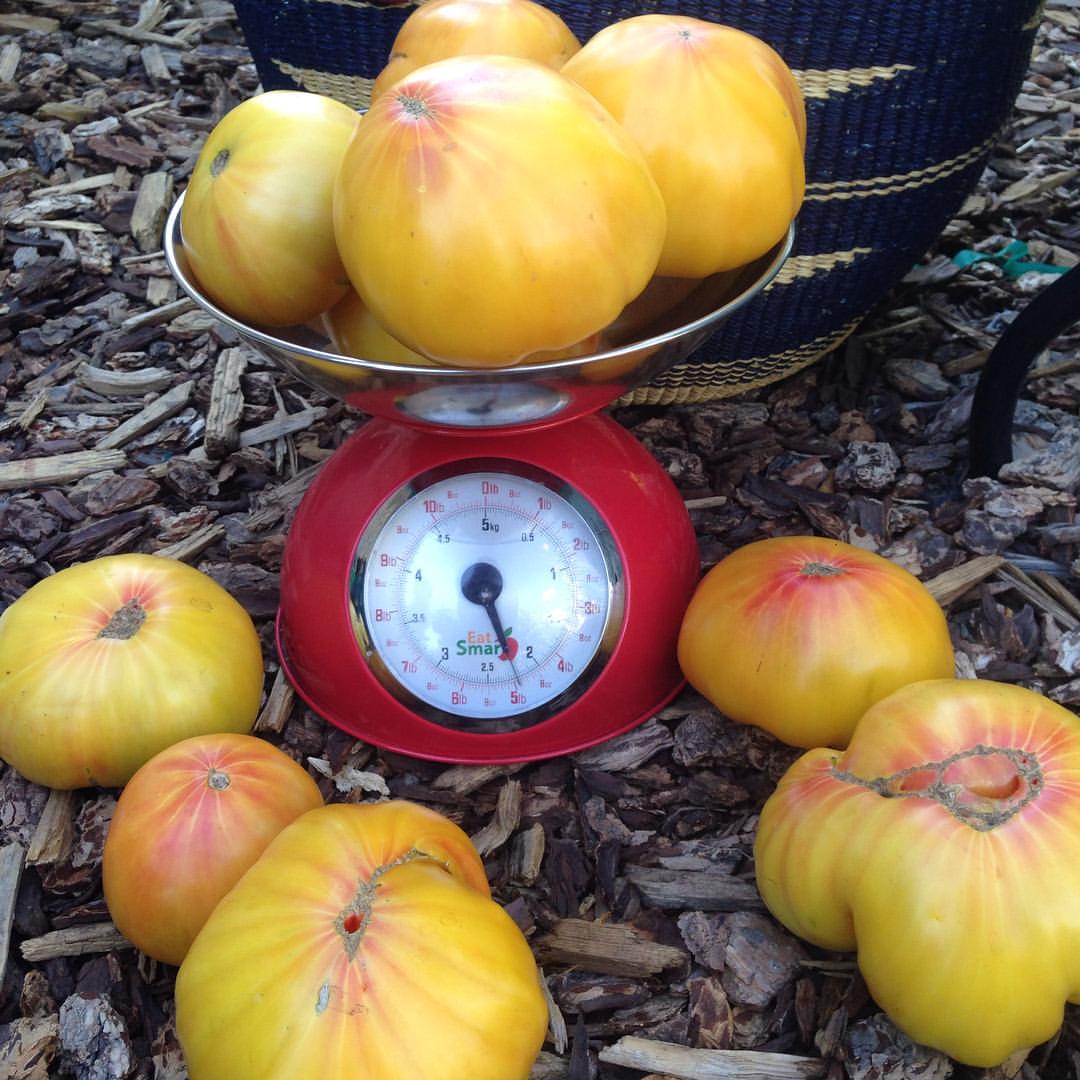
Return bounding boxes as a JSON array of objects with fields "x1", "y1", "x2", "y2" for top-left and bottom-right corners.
[{"x1": 0, "y1": 1, "x2": 1078, "y2": 1077}]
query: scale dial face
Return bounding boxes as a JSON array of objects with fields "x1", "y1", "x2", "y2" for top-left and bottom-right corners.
[{"x1": 351, "y1": 466, "x2": 625, "y2": 731}]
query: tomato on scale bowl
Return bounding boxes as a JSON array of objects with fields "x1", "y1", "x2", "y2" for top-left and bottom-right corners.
[{"x1": 333, "y1": 53, "x2": 668, "y2": 369}]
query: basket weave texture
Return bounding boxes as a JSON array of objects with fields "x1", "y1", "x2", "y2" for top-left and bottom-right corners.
[{"x1": 231, "y1": 0, "x2": 1040, "y2": 403}]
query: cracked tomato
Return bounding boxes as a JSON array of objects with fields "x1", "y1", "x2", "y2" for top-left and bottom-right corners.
[
  {"x1": 755, "y1": 678, "x2": 1080, "y2": 1067},
  {"x1": 333, "y1": 54, "x2": 666, "y2": 367},
  {"x1": 0, "y1": 554, "x2": 264, "y2": 789},
  {"x1": 371, "y1": 0, "x2": 580, "y2": 101},
  {"x1": 562, "y1": 14, "x2": 805, "y2": 277},
  {"x1": 175, "y1": 800, "x2": 548, "y2": 1080},
  {"x1": 181, "y1": 90, "x2": 359, "y2": 327},
  {"x1": 677, "y1": 536, "x2": 955, "y2": 749},
  {"x1": 103, "y1": 733, "x2": 323, "y2": 966}
]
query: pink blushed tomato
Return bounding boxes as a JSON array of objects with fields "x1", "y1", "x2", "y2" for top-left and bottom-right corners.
[
  {"x1": 677, "y1": 536, "x2": 955, "y2": 748},
  {"x1": 175, "y1": 801, "x2": 549, "y2": 1079},
  {"x1": 103, "y1": 733, "x2": 323, "y2": 966},
  {"x1": 333, "y1": 55, "x2": 666, "y2": 368},
  {"x1": 755, "y1": 678, "x2": 1080, "y2": 1067}
]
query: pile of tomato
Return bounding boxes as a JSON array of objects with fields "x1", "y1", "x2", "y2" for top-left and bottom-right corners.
[
  {"x1": 677, "y1": 535, "x2": 1080, "y2": 1069},
  {"x1": 3, "y1": 0, "x2": 1077, "y2": 1074},
  {"x1": 179, "y1": 0, "x2": 805, "y2": 369}
]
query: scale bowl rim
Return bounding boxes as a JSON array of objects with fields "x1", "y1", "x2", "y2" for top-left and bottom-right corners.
[{"x1": 163, "y1": 191, "x2": 795, "y2": 383}]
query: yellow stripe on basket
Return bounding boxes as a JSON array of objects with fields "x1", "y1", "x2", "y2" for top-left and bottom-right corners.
[
  {"x1": 622, "y1": 319, "x2": 864, "y2": 405},
  {"x1": 805, "y1": 134, "x2": 997, "y2": 202},
  {"x1": 272, "y1": 60, "x2": 375, "y2": 109},
  {"x1": 768, "y1": 248, "x2": 873, "y2": 285},
  {"x1": 793, "y1": 64, "x2": 915, "y2": 100}
]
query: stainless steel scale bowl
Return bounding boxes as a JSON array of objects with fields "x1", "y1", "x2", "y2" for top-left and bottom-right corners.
[{"x1": 164, "y1": 193, "x2": 793, "y2": 431}]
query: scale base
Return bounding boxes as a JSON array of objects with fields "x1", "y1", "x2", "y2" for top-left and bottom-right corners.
[{"x1": 276, "y1": 414, "x2": 700, "y2": 763}]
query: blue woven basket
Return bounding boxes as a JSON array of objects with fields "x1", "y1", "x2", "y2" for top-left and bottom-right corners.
[{"x1": 230, "y1": 0, "x2": 1040, "y2": 403}]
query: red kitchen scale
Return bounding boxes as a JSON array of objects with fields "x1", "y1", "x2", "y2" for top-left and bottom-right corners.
[{"x1": 165, "y1": 196, "x2": 792, "y2": 764}]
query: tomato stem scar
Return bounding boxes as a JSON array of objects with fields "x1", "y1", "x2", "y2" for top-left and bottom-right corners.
[
  {"x1": 397, "y1": 94, "x2": 432, "y2": 119},
  {"x1": 206, "y1": 768, "x2": 230, "y2": 791},
  {"x1": 800, "y1": 561, "x2": 847, "y2": 577},
  {"x1": 98, "y1": 597, "x2": 147, "y2": 640},
  {"x1": 335, "y1": 847, "x2": 450, "y2": 960},
  {"x1": 831, "y1": 744, "x2": 1042, "y2": 830}
]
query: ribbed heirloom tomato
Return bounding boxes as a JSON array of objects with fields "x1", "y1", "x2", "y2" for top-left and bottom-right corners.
[
  {"x1": 0, "y1": 554, "x2": 264, "y2": 789},
  {"x1": 333, "y1": 54, "x2": 667, "y2": 367},
  {"x1": 175, "y1": 800, "x2": 549, "y2": 1080},
  {"x1": 677, "y1": 536, "x2": 955, "y2": 748},
  {"x1": 755, "y1": 679, "x2": 1080, "y2": 1067},
  {"x1": 371, "y1": 0, "x2": 581, "y2": 100},
  {"x1": 181, "y1": 90, "x2": 359, "y2": 326},
  {"x1": 562, "y1": 14, "x2": 805, "y2": 277},
  {"x1": 103, "y1": 733, "x2": 323, "y2": 966}
]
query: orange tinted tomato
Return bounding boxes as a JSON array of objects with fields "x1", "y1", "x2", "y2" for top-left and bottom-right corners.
[
  {"x1": 103, "y1": 733, "x2": 323, "y2": 965},
  {"x1": 563, "y1": 15, "x2": 804, "y2": 276},
  {"x1": 334, "y1": 55, "x2": 666, "y2": 367},
  {"x1": 677, "y1": 536, "x2": 955, "y2": 748},
  {"x1": 181, "y1": 90, "x2": 359, "y2": 326},
  {"x1": 371, "y1": 0, "x2": 580, "y2": 100}
]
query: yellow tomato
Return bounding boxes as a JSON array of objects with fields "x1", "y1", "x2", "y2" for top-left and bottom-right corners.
[
  {"x1": 371, "y1": 0, "x2": 580, "y2": 101},
  {"x1": 0, "y1": 555, "x2": 264, "y2": 789},
  {"x1": 677, "y1": 536, "x2": 955, "y2": 748},
  {"x1": 325, "y1": 290, "x2": 436, "y2": 366},
  {"x1": 755, "y1": 678, "x2": 1080, "y2": 1068},
  {"x1": 562, "y1": 15, "x2": 805, "y2": 277},
  {"x1": 181, "y1": 90, "x2": 359, "y2": 326},
  {"x1": 175, "y1": 801, "x2": 549, "y2": 1080},
  {"x1": 103, "y1": 733, "x2": 323, "y2": 966},
  {"x1": 333, "y1": 54, "x2": 666, "y2": 368}
]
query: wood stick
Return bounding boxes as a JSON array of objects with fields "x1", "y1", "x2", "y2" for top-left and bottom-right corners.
[
  {"x1": 77, "y1": 363, "x2": 174, "y2": 396},
  {"x1": 154, "y1": 522, "x2": 225, "y2": 563},
  {"x1": 924, "y1": 555, "x2": 1006, "y2": 607},
  {"x1": 598, "y1": 1036, "x2": 827, "y2": 1079},
  {"x1": 510, "y1": 822, "x2": 545, "y2": 886},
  {"x1": 534, "y1": 918, "x2": 688, "y2": 978},
  {"x1": 997, "y1": 561, "x2": 1080, "y2": 631},
  {"x1": 432, "y1": 761, "x2": 525, "y2": 795},
  {"x1": 254, "y1": 668, "x2": 295, "y2": 735},
  {"x1": 204, "y1": 347, "x2": 248, "y2": 458},
  {"x1": 20, "y1": 923, "x2": 131, "y2": 962},
  {"x1": 624, "y1": 866, "x2": 764, "y2": 912},
  {"x1": 119, "y1": 296, "x2": 193, "y2": 332},
  {"x1": 238, "y1": 406, "x2": 328, "y2": 449},
  {"x1": 96, "y1": 380, "x2": 193, "y2": 450},
  {"x1": 130, "y1": 170, "x2": 174, "y2": 253},
  {"x1": 1031, "y1": 570, "x2": 1080, "y2": 624},
  {"x1": 470, "y1": 779, "x2": 522, "y2": 857},
  {"x1": 0, "y1": 844, "x2": 26, "y2": 992},
  {"x1": 26, "y1": 789, "x2": 76, "y2": 867},
  {"x1": 0, "y1": 449, "x2": 127, "y2": 491}
]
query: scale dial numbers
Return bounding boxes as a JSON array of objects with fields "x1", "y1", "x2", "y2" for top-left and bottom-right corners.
[{"x1": 352, "y1": 469, "x2": 623, "y2": 729}]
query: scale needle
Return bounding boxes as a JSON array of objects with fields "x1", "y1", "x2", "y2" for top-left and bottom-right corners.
[{"x1": 460, "y1": 561, "x2": 522, "y2": 686}]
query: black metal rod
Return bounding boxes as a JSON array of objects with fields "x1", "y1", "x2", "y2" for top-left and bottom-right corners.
[{"x1": 968, "y1": 264, "x2": 1080, "y2": 478}]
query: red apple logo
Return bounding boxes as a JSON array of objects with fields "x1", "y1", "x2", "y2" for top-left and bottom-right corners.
[{"x1": 499, "y1": 629, "x2": 519, "y2": 662}]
